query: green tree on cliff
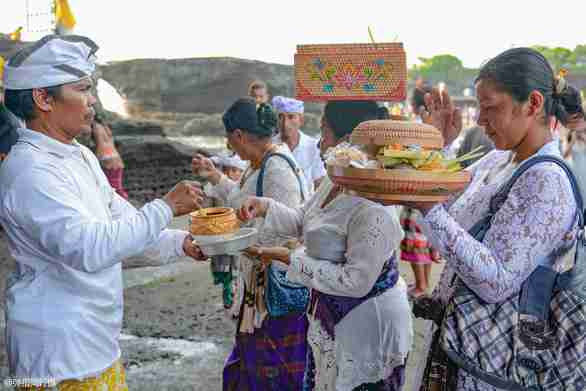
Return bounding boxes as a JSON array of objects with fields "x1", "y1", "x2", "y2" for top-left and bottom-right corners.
[
  {"x1": 413, "y1": 54, "x2": 464, "y2": 83},
  {"x1": 409, "y1": 54, "x2": 476, "y2": 93},
  {"x1": 574, "y1": 45, "x2": 586, "y2": 66},
  {"x1": 532, "y1": 45, "x2": 577, "y2": 70}
]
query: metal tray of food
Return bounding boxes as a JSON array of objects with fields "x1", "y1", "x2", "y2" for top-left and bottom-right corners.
[{"x1": 192, "y1": 228, "x2": 258, "y2": 256}]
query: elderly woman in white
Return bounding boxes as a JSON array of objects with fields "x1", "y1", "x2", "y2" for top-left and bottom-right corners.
[
  {"x1": 192, "y1": 98, "x2": 311, "y2": 391},
  {"x1": 241, "y1": 101, "x2": 412, "y2": 391}
]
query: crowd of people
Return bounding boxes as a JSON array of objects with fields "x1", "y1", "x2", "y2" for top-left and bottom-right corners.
[{"x1": 0, "y1": 34, "x2": 585, "y2": 391}]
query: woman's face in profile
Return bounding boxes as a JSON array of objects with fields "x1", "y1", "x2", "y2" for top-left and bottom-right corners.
[
  {"x1": 476, "y1": 79, "x2": 529, "y2": 150},
  {"x1": 319, "y1": 116, "x2": 338, "y2": 157}
]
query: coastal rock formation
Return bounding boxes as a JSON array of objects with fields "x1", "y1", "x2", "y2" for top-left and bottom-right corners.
[{"x1": 99, "y1": 57, "x2": 324, "y2": 116}]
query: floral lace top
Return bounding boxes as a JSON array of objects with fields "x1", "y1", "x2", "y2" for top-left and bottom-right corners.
[
  {"x1": 421, "y1": 140, "x2": 581, "y2": 390},
  {"x1": 422, "y1": 140, "x2": 579, "y2": 306}
]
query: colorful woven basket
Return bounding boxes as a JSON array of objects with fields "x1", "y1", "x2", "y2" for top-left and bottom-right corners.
[
  {"x1": 294, "y1": 43, "x2": 407, "y2": 102},
  {"x1": 328, "y1": 165, "x2": 471, "y2": 203},
  {"x1": 351, "y1": 120, "x2": 444, "y2": 150},
  {"x1": 190, "y1": 207, "x2": 240, "y2": 236}
]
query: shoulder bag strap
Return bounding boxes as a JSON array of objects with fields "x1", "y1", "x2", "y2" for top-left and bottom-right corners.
[
  {"x1": 255, "y1": 152, "x2": 306, "y2": 202},
  {"x1": 470, "y1": 155, "x2": 584, "y2": 242}
]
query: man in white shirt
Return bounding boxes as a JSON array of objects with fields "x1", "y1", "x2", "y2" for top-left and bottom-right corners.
[
  {"x1": 0, "y1": 35, "x2": 205, "y2": 390},
  {"x1": 272, "y1": 96, "x2": 326, "y2": 193}
]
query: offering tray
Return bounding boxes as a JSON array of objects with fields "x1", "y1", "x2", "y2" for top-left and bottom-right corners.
[
  {"x1": 328, "y1": 165, "x2": 471, "y2": 203},
  {"x1": 344, "y1": 189, "x2": 453, "y2": 203},
  {"x1": 192, "y1": 228, "x2": 258, "y2": 256}
]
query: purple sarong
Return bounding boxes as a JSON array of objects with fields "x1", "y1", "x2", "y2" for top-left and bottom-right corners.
[
  {"x1": 223, "y1": 312, "x2": 308, "y2": 391},
  {"x1": 304, "y1": 256, "x2": 406, "y2": 391},
  {"x1": 311, "y1": 257, "x2": 399, "y2": 339}
]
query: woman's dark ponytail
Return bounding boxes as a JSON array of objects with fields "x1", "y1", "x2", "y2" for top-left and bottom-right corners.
[{"x1": 554, "y1": 81, "x2": 584, "y2": 125}]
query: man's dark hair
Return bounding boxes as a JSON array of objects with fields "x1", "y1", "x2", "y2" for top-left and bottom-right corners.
[{"x1": 3, "y1": 85, "x2": 62, "y2": 121}]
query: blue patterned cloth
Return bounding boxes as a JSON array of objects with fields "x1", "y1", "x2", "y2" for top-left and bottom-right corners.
[{"x1": 265, "y1": 265, "x2": 310, "y2": 317}]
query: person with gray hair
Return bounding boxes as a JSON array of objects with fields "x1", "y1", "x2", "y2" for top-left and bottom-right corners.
[{"x1": 0, "y1": 35, "x2": 205, "y2": 390}]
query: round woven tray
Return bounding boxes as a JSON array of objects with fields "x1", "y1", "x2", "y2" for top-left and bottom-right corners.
[
  {"x1": 190, "y1": 207, "x2": 240, "y2": 236},
  {"x1": 344, "y1": 190, "x2": 452, "y2": 203},
  {"x1": 351, "y1": 120, "x2": 444, "y2": 150},
  {"x1": 328, "y1": 165, "x2": 470, "y2": 201}
]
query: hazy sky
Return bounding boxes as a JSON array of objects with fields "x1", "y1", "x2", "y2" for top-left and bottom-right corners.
[{"x1": 1, "y1": 0, "x2": 585, "y2": 68}]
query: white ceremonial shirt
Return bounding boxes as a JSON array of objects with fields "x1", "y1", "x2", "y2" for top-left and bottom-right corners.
[
  {"x1": 277, "y1": 131, "x2": 326, "y2": 194},
  {"x1": 0, "y1": 128, "x2": 188, "y2": 382}
]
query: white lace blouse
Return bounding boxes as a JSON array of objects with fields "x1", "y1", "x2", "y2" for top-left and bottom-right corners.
[
  {"x1": 207, "y1": 145, "x2": 308, "y2": 329},
  {"x1": 264, "y1": 177, "x2": 412, "y2": 390},
  {"x1": 209, "y1": 144, "x2": 308, "y2": 247}
]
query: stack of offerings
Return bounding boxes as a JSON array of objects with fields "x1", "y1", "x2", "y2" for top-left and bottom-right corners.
[
  {"x1": 326, "y1": 120, "x2": 482, "y2": 203},
  {"x1": 294, "y1": 41, "x2": 481, "y2": 203}
]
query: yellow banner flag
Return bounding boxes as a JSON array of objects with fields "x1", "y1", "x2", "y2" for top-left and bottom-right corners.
[
  {"x1": 55, "y1": 0, "x2": 76, "y2": 31},
  {"x1": 8, "y1": 27, "x2": 23, "y2": 41},
  {"x1": 0, "y1": 56, "x2": 5, "y2": 82}
]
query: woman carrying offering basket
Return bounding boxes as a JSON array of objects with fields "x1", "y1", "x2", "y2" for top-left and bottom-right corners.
[
  {"x1": 404, "y1": 48, "x2": 585, "y2": 390},
  {"x1": 240, "y1": 101, "x2": 413, "y2": 391},
  {"x1": 191, "y1": 97, "x2": 311, "y2": 391}
]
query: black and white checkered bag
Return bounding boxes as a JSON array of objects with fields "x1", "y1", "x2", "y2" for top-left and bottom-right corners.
[{"x1": 441, "y1": 155, "x2": 586, "y2": 391}]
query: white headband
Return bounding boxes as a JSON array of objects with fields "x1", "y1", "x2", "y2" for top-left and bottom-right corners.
[
  {"x1": 272, "y1": 96, "x2": 304, "y2": 114},
  {"x1": 3, "y1": 34, "x2": 98, "y2": 90}
]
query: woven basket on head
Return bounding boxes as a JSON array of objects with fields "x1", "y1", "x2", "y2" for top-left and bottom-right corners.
[
  {"x1": 294, "y1": 43, "x2": 407, "y2": 102},
  {"x1": 190, "y1": 207, "x2": 240, "y2": 236},
  {"x1": 351, "y1": 120, "x2": 444, "y2": 150},
  {"x1": 328, "y1": 165, "x2": 471, "y2": 203}
]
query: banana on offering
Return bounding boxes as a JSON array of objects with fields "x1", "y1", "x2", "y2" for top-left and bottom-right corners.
[{"x1": 377, "y1": 144, "x2": 485, "y2": 173}]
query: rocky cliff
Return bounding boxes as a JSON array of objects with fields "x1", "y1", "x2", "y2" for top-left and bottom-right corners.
[
  {"x1": 98, "y1": 57, "x2": 323, "y2": 137},
  {"x1": 99, "y1": 57, "x2": 323, "y2": 115}
]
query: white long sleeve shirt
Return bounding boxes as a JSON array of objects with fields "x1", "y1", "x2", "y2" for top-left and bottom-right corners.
[
  {"x1": 275, "y1": 131, "x2": 326, "y2": 194},
  {"x1": 0, "y1": 128, "x2": 188, "y2": 382}
]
